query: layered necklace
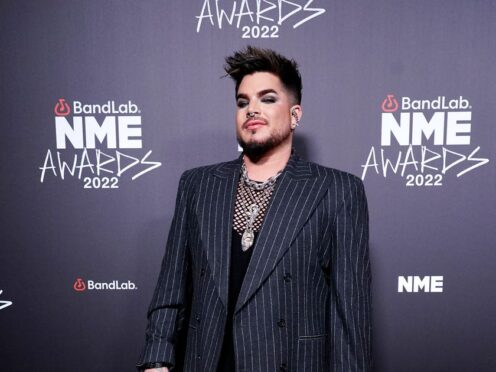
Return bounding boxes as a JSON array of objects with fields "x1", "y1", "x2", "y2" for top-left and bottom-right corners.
[{"x1": 234, "y1": 163, "x2": 283, "y2": 251}]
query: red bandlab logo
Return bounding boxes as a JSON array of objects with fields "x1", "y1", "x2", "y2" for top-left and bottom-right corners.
[
  {"x1": 381, "y1": 94, "x2": 399, "y2": 113},
  {"x1": 72, "y1": 278, "x2": 137, "y2": 291},
  {"x1": 54, "y1": 98, "x2": 71, "y2": 116},
  {"x1": 73, "y1": 278, "x2": 86, "y2": 292}
]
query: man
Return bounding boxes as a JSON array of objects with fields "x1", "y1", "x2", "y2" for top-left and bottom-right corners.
[{"x1": 137, "y1": 46, "x2": 372, "y2": 372}]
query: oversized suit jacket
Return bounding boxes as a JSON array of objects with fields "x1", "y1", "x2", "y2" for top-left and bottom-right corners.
[{"x1": 138, "y1": 152, "x2": 372, "y2": 371}]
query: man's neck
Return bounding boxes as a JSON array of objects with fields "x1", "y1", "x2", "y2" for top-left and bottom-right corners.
[{"x1": 243, "y1": 145, "x2": 292, "y2": 182}]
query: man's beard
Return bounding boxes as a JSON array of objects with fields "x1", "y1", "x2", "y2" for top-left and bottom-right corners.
[{"x1": 237, "y1": 128, "x2": 291, "y2": 160}]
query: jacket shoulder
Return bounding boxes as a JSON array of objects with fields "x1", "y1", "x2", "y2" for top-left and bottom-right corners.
[
  {"x1": 178, "y1": 158, "x2": 239, "y2": 184},
  {"x1": 306, "y1": 160, "x2": 364, "y2": 187}
]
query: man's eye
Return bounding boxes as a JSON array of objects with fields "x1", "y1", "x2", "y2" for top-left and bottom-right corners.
[
  {"x1": 262, "y1": 97, "x2": 276, "y2": 103},
  {"x1": 237, "y1": 100, "x2": 248, "y2": 108}
]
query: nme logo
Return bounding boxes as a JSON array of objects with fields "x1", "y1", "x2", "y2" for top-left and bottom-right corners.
[
  {"x1": 39, "y1": 98, "x2": 162, "y2": 188},
  {"x1": 398, "y1": 276, "x2": 443, "y2": 293},
  {"x1": 361, "y1": 93, "x2": 490, "y2": 186},
  {"x1": 380, "y1": 94, "x2": 472, "y2": 147},
  {"x1": 54, "y1": 99, "x2": 142, "y2": 150},
  {"x1": 73, "y1": 278, "x2": 138, "y2": 292}
]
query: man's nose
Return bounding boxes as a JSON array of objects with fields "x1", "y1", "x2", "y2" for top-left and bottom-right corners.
[{"x1": 247, "y1": 100, "x2": 260, "y2": 115}]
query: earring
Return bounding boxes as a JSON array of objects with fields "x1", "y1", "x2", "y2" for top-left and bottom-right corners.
[{"x1": 291, "y1": 110, "x2": 299, "y2": 129}]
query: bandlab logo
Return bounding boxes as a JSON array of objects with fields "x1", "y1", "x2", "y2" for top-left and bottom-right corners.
[
  {"x1": 73, "y1": 278, "x2": 138, "y2": 292},
  {"x1": 0, "y1": 290, "x2": 13, "y2": 310},
  {"x1": 361, "y1": 94, "x2": 490, "y2": 186},
  {"x1": 74, "y1": 278, "x2": 86, "y2": 292},
  {"x1": 54, "y1": 98, "x2": 71, "y2": 116},
  {"x1": 39, "y1": 98, "x2": 162, "y2": 189},
  {"x1": 381, "y1": 94, "x2": 398, "y2": 113}
]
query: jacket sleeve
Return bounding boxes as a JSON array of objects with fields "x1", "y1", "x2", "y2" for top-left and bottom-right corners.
[
  {"x1": 137, "y1": 171, "x2": 192, "y2": 369},
  {"x1": 328, "y1": 175, "x2": 372, "y2": 371}
]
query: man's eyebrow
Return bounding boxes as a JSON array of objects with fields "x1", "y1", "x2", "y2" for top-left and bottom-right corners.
[
  {"x1": 236, "y1": 89, "x2": 278, "y2": 100},
  {"x1": 258, "y1": 89, "x2": 278, "y2": 96}
]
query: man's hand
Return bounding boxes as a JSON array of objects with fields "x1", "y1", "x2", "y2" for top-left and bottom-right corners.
[{"x1": 144, "y1": 368, "x2": 168, "y2": 372}]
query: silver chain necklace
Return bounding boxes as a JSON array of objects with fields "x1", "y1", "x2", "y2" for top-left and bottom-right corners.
[
  {"x1": 241, "y1": 163, "x2": 282, "y2": 190},
  {"x1": 239, "y1": 163, "x2": 283, "y2": 251}
]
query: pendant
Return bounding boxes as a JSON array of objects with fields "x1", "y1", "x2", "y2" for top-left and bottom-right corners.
[
  {"x1": 241, "y1": 228, "x2": 255, "y2": 251},
  {"x1": 242, "y1": 204, "x2": 259, "y2": 251}
]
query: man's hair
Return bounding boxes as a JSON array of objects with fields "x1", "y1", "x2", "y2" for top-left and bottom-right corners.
[{"x1": 224, "y1": 45, "x2": 302, "y2": 104}]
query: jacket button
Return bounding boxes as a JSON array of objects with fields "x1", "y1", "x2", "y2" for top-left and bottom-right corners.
[
  {"x1": 200, "y1": 268, "x2": 205, "y2": 277},
  {"x1": 196, "y1": 354, "x2": 201, "y2": 360},
  {"x1": 283, "y1": 273, "x2": 292, "y2": 282},
  {"x1": 280, "y1": 363, "x2": 287, "y2": 371},
  {"x1": 277, "y1": 319, "x2": 286, "y2": 328},
  {"x1": 195, "y1": 313, "x2": 201, "y2": 322}
]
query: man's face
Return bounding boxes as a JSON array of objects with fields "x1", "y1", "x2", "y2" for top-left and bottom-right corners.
[{"x1": 235, "y1": 72, "x2": 299, "y2": 157}]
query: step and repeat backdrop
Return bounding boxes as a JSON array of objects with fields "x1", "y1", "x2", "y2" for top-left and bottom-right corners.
[{"x1": 1, "y1": 1, "x2": 495, "y2": 371}]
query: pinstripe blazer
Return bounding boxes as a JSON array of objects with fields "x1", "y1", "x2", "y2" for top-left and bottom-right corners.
[{"x1": 138, "y1": 152, "x2": 372, "y2": 372}]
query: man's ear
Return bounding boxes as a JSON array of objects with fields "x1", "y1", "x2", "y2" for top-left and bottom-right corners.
[{"x1": 290, "y1": 105, "x2": 302, "y2": 124}]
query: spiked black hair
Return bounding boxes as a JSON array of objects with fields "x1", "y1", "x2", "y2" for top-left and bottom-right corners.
[{"x1": 224, "y1": 45, "x2": 302, "y2": 104}]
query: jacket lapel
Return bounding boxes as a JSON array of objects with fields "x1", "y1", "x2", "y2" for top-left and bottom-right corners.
[
  {"x1": 234, "y1": 153, "x2": 330, "y2": 314},
  {"x1": 198, "y1": 157, "x2": 241, "y2": 309}
]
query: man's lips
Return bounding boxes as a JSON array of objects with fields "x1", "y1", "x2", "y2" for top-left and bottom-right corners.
[{"x1": 244, "y1": 119, "x2": 267, "y2": 130}]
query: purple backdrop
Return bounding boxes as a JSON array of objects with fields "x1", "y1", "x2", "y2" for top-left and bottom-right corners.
[{"x1": 1, "y1": 1, "x2": 495, "y2": 371}]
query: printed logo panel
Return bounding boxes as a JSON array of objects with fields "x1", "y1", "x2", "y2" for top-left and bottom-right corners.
[
  {"x1": 398, "y1": 276, "x2": 444, "y2": 293},
  {"x1": 39, "y1": 98, "x2": 162, "y2": 189},
  {"x1": 361, "y1": 94, "x2": 490, "y2": 186},
  {"x1": 73, "y1": 278, "x2": 138, "y2": 292},
  {"x1": 195, "y1": 0, "x2": 326, "y2": 39}
]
